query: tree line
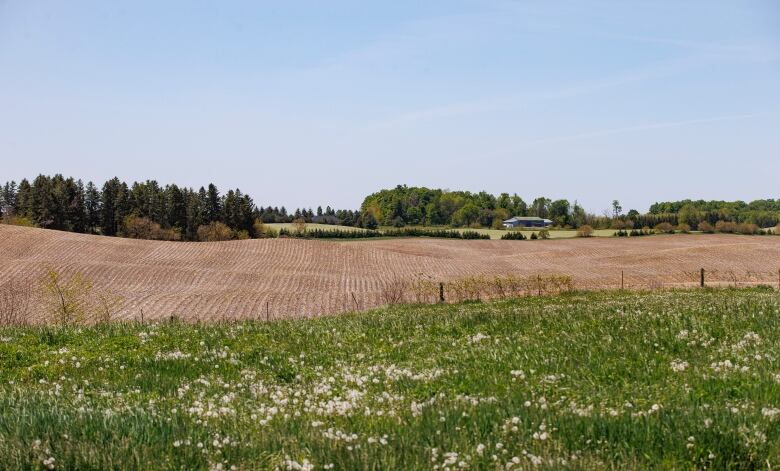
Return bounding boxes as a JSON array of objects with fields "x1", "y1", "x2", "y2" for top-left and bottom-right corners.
[
  {"x1": 360, "y1": 185, "x2": 593, "y2": 229},
  {"x1": 3, "y1": 178, "x2": 777, "y2": 241},
  {"x1": 0, "y1": 175, "x2": 361, "y2": 241},
  {"x1": 648, "y1": 199, "x2": 780, "y2": 229}
]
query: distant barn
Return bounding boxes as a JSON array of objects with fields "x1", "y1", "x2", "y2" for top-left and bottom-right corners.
[{"x1": 502, "y1": 216, "x2": 553, "y2": 228}]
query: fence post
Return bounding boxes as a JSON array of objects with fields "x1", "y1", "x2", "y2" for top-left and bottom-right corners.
[
  {"x1": 538, "y1": 275, "x2": 542, "y2": 296},
  {"x1": 621, "y1": 271, "x2": 624, "y2": 290},
  {"x1": 266, "y1": 301, "x2": 270, "y2": 322},
  {"x1": 700, "y1": 268, "x2": 705, "y2": 288},
  {"x1": 140, "y1": 308, "x2": 144, "y2": 324},
  {"x1": 351, "y1": 292, "x2": 359, "y2": 310}
]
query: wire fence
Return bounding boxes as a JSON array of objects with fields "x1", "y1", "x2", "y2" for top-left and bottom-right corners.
[{"x1": 2, "y1": 268, "x2": 779, "y2": 326}]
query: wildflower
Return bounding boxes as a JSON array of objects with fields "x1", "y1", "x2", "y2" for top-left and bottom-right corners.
[{"x1": 670, "y1": 359, "x2": 688, "y2": 372}]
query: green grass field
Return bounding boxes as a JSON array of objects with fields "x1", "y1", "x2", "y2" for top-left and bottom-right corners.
[
  {"x1": 267, "y1": 223, "x2": 370, "y2": 233},
  {"x1": 266, "y1": 223, "x2": 617, "y2": 239},
  {"x1": 1, "y1": 288, "x2": 779, "y2": 469},
  {"x1": 376, "y1": 226, "x2": 617, "y2": 240}
]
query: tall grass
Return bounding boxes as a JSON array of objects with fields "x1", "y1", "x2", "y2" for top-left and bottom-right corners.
[{"x1": 0, "y1": 288, "x2": 779, "y2": 469}]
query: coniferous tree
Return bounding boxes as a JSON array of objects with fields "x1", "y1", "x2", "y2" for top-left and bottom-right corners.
[
  {"x1": 85, "y1": 182, "x2": 101, "y2": 233},
  {"x1": 15, "y1": 179, "x2": 32, "y2": 217},
  {"x1": 205, "y1": 184, "x2": 221, "y2": 223},
  {"x1": 166, "y1": 184, "x2": 187, "y2": 231}
]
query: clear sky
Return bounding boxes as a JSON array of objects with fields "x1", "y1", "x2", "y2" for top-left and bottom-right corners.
[{"x1": 1, "y1": 1, "x2": 778, "y2": 214}]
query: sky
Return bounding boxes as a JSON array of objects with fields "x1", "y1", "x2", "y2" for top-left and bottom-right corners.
[{"x1": 1, "y1": 1, "x2": 779, "y2": 214}]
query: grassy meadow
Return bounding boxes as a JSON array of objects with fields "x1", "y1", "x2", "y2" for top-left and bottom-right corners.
[
  {"x1": 1, "y1": 288, "x2": 779, "y2": 469},
  {"x1": 267, "y1": 222, "x2": 615, "y2": 240}
]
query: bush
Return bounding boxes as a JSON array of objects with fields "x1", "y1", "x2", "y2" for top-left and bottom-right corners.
[
  {"x1": 122, "y1": 215, "x2": 181, "y2": 241},
  {"x1": 676, "y1": 223, "x2": 691, "y2": 233},
  {"x1": 715, "y1": 220, "x2": 736, "y2": 233},
  {"x1": 698, "y1": 221, "x2": 714, "y2": 233},
  {"x1": 576, "y1": 225, "x2": 594, "y2": 237},
  {"x1": 736, "y1": 223, "x2": 759, "y2": 235},
  {"x1": 252, "y1": 219, "x2": 278, "y2": 239},
  {"x1": 530, "y1": 232, "x2": 538, "y2": 240},
  {"x1": 1, "y1": 214, "x2": 34, "y2": 227},
  {"x1": 500, "y1": 231, "x2": 527, "y2": 240},
  {"x1": 538, "y1": 229, "x2": 550, "y2": 239},
  {"x1": 292, "y1": 218, "x2": 307, "y2": 235},
  {"x1": 362, "y1": 213, "x2": 379, "y2": 230},
  {"x1": 197, "y1": 222, "x2": 234, "y2": 242},
  {"x1": 654, "y1": 222, "x2": 674, "y2": 234}
]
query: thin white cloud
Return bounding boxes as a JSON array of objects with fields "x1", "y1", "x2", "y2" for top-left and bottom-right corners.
[
  {"x1": 521, "y1": 112, "x2": 770, "y2": 146},
  {"x1": 362, "y1": 56, "x2": 702, "y2": 130}
]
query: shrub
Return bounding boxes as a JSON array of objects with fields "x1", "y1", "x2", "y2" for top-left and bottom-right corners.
[
  {"x1": 197, "y1": 222, "x2": 234, "y2": 242},
  {"x1": 654, "y1": 222, "x2": 674, "y2": 234},
  {"x1": 292, "y1": 218, "x2": 307, "y2": 235},
  {"x1": 698, "y1": 221, "x2": 714, "y2": 233},
  {"x1": 538, "y1": 229, "x2": 550, "y2": 239},
  {"x1": 576, "y1": 225, "x2": 594, "y2": 237},
  {"x1": 500, "y1": 231, "x2": 527, "y2": 240},
  {"x1": 252, "y1": 219, "x2": 278, "y2": 238},
  {"x1": 611, "y1": 219, "x2": 626, "y2": 230},
  {"x1": 122, "y1": 215, "x2": 181, "y2": 241},
  {"x1": 641, "y1": 226, "x2": 652, "y2": 235},
  {"x1": 736, "y1": 223, "x2": 759, "y2": 235},
  {"x1": 392, "y1": 217, "x2": 405, "y2": 228},
  {"x1": 41, "y1": 269, "x2": 93, "y2": 326},
  {"x1": 714, "y1": 220, "x2": 735, "y2": 233},
  {"x1": 530, "y1": 232, "x2": 538, "y2": 240},
  {"x1": 1, "y1": 214, "x2": 34, "y2": 227},
  {"x1": 362, "y1": 213, "x2": 379, "y2": 230},
  {"x1": 676, "y1": 223, "x2": 691, "y2": 233}
]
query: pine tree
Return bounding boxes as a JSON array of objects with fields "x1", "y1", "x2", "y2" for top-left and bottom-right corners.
[
  {"x1": 85, "y1": 182, "x2": 101, "y2": 233},
  {"x1": 205, "y1": 184, "x2": 222, "y2": 223},
  {"x1": 166, "y1": 184, "x2": 187, "y2": 230}
]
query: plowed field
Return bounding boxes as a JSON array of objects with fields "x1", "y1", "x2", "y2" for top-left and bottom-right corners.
[{"x1": 1, "y1": 225, "x2": 778, "y2": 321}]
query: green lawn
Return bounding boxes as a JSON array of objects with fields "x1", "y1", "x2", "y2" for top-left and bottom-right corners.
[
  {"x1": 380, "y1": 226, "x2": 616, "y2": 240},
  {"x1": 1, "y1": 288, "x2": 779, "y2": 469},
  {"x1": 267, "y1": 223, "x2": 616, "y2": 239},
  {"x1": 267, "y1": 223, "x2": 370, "y2": 233}
]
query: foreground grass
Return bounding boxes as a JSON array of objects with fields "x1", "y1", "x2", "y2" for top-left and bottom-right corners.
[{"x1": 1, "y1": 289, "x2": 779, "y2": 470}]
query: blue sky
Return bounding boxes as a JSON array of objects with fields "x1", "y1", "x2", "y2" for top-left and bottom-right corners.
[{"x1": 1, "y1": 1, "x2": 778, "y2": 213}]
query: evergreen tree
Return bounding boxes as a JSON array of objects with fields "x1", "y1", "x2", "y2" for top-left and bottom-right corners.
[
  {"x1": 15, "y1": 179, "x2": 32, "y2": 217},
  {"x1": 166, "y1": 184, "x2": 187, "y2": 230},
  {"x1": 85, "y1": 182, "x2": 101, "y2": 233},
  {"x1": 205, "y1": 184, "x2": 222, "y2": 223}
]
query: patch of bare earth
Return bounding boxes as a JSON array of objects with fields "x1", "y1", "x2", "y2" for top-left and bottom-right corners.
[{"x1": 1, "y1": 225, "x2": 778, "y2": 321}]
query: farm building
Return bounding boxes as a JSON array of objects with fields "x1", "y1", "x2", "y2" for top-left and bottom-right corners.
[{"x1": 502, "y1": 216, "x2": 553, "y2": 228}]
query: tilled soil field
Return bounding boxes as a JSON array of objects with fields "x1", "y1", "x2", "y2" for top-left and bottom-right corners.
[{"x1": 1, "y1": 225, "x2": 779, "y2": 321}]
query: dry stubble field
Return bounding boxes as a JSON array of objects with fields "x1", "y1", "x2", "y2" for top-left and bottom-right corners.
[{"x1": 1, "y1": 225, "x2": 779, "y2": 322}]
